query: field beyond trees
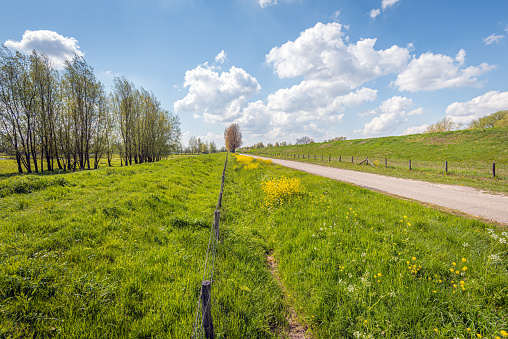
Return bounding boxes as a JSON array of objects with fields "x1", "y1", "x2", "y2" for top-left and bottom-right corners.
[{"x1": 1, "y1": 154, "x2": 507, "y2": 338}]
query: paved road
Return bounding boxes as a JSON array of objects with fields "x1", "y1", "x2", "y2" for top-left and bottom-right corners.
[{"x1": 245, "y1": 154, "x2": 508, "y2": 225}]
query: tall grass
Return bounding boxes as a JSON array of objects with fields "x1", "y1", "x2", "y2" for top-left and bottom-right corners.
[{"x1": 222, "y1": 155, "x2": 508, "y2": 338}]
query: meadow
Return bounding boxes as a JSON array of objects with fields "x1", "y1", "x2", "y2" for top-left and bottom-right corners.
[
  {"x1": 1, "y1": 154, "x2": 507, "y2": 338},
  {"x1": 244, "y1": 128, "x2": 508, "y2": 194},
  {"x1": 224, "y1": 154, "x2": 508, "y2": 338}
]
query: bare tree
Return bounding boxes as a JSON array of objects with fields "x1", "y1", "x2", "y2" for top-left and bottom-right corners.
[
  {"x1": 425, "y1": 117, "x2": 456, "y2": 133},
  {"x1": 295, "y1": 136, "x2": 314, "y2": 145},
  {"x1": 224, "y1": 123, "x2": 242, "y2": 153}
]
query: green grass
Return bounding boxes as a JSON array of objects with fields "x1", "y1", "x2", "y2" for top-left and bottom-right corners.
[
  {"x1": 1, "y1": 153, "x2": 507, "y2": 338},
  {"x1": 244, "y1": 128, "x2": 508, "y2": 194},
  {"x1": 0, "y1": 154, "x2": 285, "y2": 338},
  {"x1": 222, "y1": 155, "x2": 508, "y2": 338}
]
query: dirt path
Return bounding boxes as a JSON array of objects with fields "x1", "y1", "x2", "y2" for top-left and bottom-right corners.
[
  {"x1": 267, "y1": 252, "x2": 311, "y2": 339},
  {"x1": 245, "y1": 155, "x2": 508, "y2": 225}
]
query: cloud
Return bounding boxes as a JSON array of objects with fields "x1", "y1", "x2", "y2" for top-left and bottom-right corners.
[
  {"x1": 259, "y1": 0, "x2": 277, "y2": 8},
  {"x1": 381, "y1": 0, "x2": 400, "y2": 10},
  {"x1": 401, "y1": 124, "x2": 429, "y2": 135},
  {"x1": 358, "y1": 96, "x2": 420, "y2": 136},
  {"x1": 369, "y1": 9, "x2": 381, "y2": 19},
  {"x1": 176, "y1": 22, "x2": 410, "y2": 141},
  {"x1": 4, "y1": 30, "x2": 83, "y2": 69},
  {"x1": 445, "y1": 90, "x2": 508, "y2": 124},
  {"x1": 215, "y1": 50, "x2": 227, "y2": 64},
  {"x1": 370, "y1": 0, "x2": 400, "y2": 20},
  {"x1": 266, "y1": 22, "x2": 410, "y2": 88},
  {"x1": 394, "y1": 50, "x2": 496, "y2": 92},
  {"x1": 173, "y1": 63, "x2": 261, "y2": 123},
  {"x1": 483, "y1": 33, "x2": 505, "y2": 46}
]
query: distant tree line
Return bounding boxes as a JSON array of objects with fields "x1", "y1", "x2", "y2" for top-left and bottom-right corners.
[
  {"x1": 425, "y1": 111, "x2": 508, "y2": 133},
  {"x1": 0, "y1": 46, "x2": 180, "y2": 173},
  {"x1": 186, "y1": 136, "x2": 225, "y2": 154}
]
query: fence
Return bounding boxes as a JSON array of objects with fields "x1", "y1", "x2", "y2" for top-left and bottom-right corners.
[
  {"x1": 261, "y1": 153, "x2": 507, "y2": 180},
  {"x1": 190, "y1": 153, "x2": 228, "y2": 339}
]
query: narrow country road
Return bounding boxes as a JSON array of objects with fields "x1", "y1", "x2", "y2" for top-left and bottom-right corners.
[{"x1": 244, "y1": 154, "x2": 508, "y2": 225}]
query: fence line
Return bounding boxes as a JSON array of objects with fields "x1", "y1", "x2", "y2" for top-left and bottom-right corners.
[
  {"x1": 264, "y1": 153, "x2": 506, "y2": 180},
  {"x1": 190, "y1": 153, "x2": 228, "y2": 339}
]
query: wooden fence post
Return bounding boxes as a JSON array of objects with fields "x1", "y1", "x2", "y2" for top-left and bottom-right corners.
[
  {"x1": 445, "y1": 161, "x2": 448, "y2": 174},
  {"x1": 217, "y1": 192, "x2": 223, "y2": 209},
  {"x1": 214, "y1": 210, "x2": 220, "y2": 241},
  {"x1": 314, "y1": 155, "x2": 316, "y2": 159},
  {"x1": 321, "y1": 155, "x2": 323, "y2": 161},
  {"x1": 385, "y1": 158, "x2": 387, "y2": 168},
  {"x1": 351, "y1": 156, "x2": 354, "y2": 164},
  {"x1": 329, "y1": 155, "x2": 331, "y2": 162},
  {"x1": 409, "y1": 159, "x2": 412, "y2": 171},
  {"x1": 201, "y1": 280, "x2": 214, "y2": 338},
  {"x1": 339, "y1": 156, "x2": 341, "y2": 162},
  {"x1": 493, "y1": 163, "x2": 496, "y2": 178}
]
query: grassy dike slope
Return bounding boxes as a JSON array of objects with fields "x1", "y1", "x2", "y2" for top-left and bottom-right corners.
[
  {"x1": 0, "y1": 155, "x2": 285, "y2": 338},
  {"x1": 245, "y1": 128, "x2": 508, "y2": 193},
  {"x1": 225, "y1": 155, "x2": 508, "y2": 338}
]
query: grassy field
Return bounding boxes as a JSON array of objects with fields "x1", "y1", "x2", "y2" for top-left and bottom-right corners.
[
  {"x1": 0, "y1": 155, "x2": 285, "y2": 338},
  {"x1": 224, "y1": 154, "x2": 508, "y2": 338},
  {"x1": 243, "y1": 128, "x2": 508, "y2": 194},
  {"x1": 1, "y1": 154, "x2": 507, "y2": 338}
]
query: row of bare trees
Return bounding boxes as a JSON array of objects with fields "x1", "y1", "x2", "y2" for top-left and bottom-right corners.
[{"x1": 0, "y1": 47, "x2": 180, "y2": 173}]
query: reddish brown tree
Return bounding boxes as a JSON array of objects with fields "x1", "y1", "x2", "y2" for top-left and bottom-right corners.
[{"x1": 224, "y1": 123, "x2": 242, "y2": 153}]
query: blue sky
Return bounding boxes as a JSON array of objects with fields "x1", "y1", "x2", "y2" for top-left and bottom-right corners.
[{"x1": 1, "y1": 0, "x2": 508, "y2": 147}]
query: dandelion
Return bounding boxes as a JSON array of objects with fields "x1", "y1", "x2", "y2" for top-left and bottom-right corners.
[
  {"x1": 452, "y1": 262, "x2": 457, "y2": 266},
  {"x1": 477, "y1": 334, "x2": 482, "y2": 338},
  {"x1": 462, "y1": 258, "x2": 467, "y2": 262},
  {"x1": 412, "y1": 257, "x2": 416, "y2": 261},
  {"x1": 462, "y1": 267, "x2": 468, "y2": 271},
  {"x1": 467, "y1": 328, "x2": 471, "y2": 331},
  {"x1": 501, "y1": 330, "x2": 508, "y2": 337}
]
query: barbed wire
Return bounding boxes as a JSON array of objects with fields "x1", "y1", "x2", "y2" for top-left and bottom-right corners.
[{"x1": 190, "y1": 153, "x2": 228, "y2": 339}]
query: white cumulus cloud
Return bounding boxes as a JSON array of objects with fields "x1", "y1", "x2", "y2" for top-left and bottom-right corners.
[
  {"x1": 369, "y1": 9, "x2": 381, "y2": 19},
  {"x1": 381, "y1": 0, "x2": 400, "y2": 10},
  {"x1": 445, "y1": 91, "x2": 508, "y2": 124},
  {"x1": 401, "y1": 124, "x2": 429, "y2": 135},
  {"x1": 215, "y1": 50, "x2": 227, "y2": 64},
  {"x1": 370, "y1": 0, "x2": 400, "y2": 20},
  {"x1": 259, "y1": 0, "x2": 277, "y2": 8},
  {"x1": 4, "y1": 30, "x2": 83, "y2": 69},
  {"x1": 266, "y1": 22, "x2": 410, "y2": 88},
  {"x1": 175, "y1": 22, "x2": 413, "y2": 141},
  {"x1": 483, "y1": 33, "x2": 505, "y2": 46},
  {"x1": 173, "y1": 63, "x2": 261, "y2": 123},
  {"x1": 358, "y1": 96, "x2": 420, "y2": 136},
  {"x1": 394, "y1": 50, "x2": 496, "y2": 92}
]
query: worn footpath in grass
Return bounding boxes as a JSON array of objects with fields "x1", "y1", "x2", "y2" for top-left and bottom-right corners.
[
  {"x1": 224, "y1": 154, "x2": 508, "y2": 338},
  {"x1": 0, "y1": 154, "x2": 285, "y2": 338}
]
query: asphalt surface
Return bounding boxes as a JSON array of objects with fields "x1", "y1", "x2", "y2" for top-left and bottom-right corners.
[{"x1": 244, "y1": 154, "x2": 508, "y2": 225}]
